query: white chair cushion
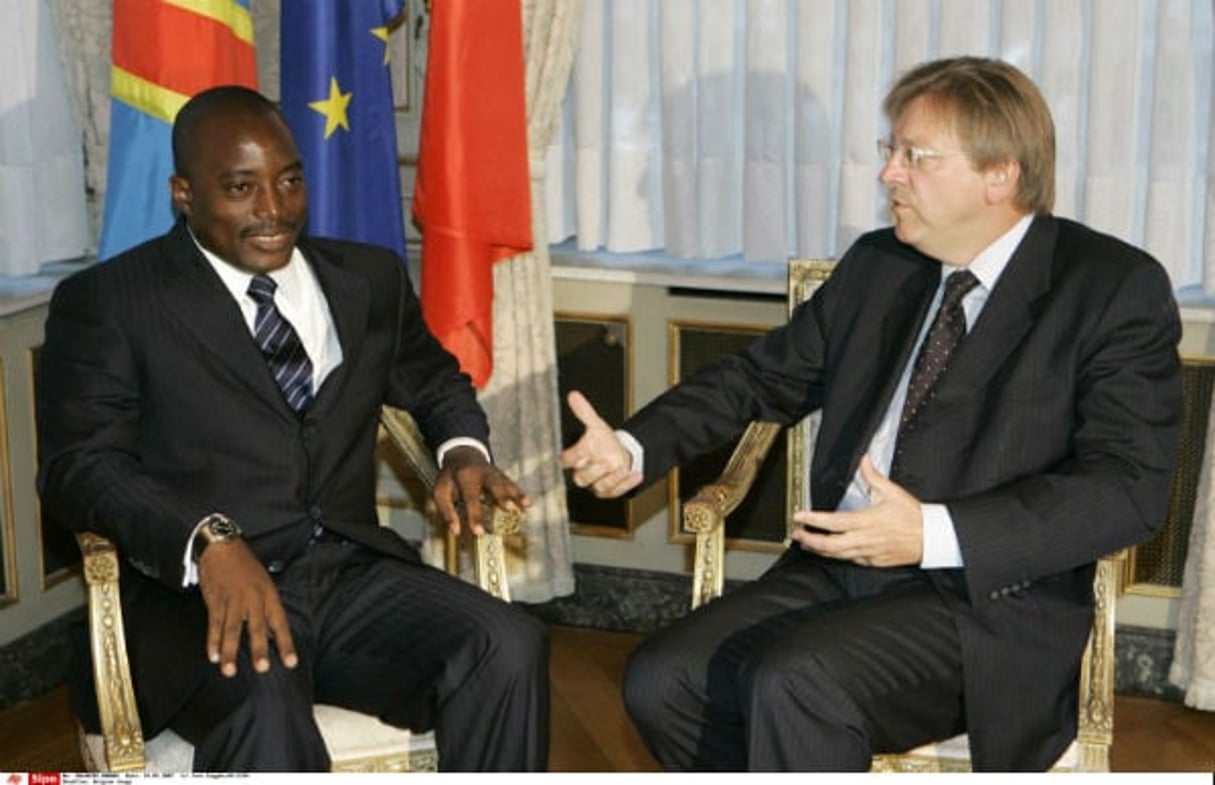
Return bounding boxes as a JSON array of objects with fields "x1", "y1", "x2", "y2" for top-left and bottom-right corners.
[
  {"x1": 82, "y1": 727, "x2": 194, "y2": 772},
  {"x1": 896, "y1": 733, "x2": 1079, "y2": 771},
  {"x1": 313, "y1": 704, "x2": 436, "y2": 771},
  {"x1": 84, "y1": 704, "x2": 436, "y2": 772}
]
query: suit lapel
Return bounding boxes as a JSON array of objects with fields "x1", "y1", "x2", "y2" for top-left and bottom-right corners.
[
  {"x1": 938, "y1": 215, "x2": 1057, "y2": 395},
  {"x1": 158, "y1": 222, "x2": 291, "y2": 412},
  {"x1": 857, "y1": 261, "x2": 940, "y2": 448},
  {"x1": 299, "y1": 239, "x2": 370, "y2": 418}
]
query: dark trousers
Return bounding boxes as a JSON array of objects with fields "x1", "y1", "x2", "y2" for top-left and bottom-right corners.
[
  {"x1": 171, "y1": 539, "x2": 550, "y2": 772},
  {"x1": 623, "y1": 551, "x2": 965, "y2": 771}
]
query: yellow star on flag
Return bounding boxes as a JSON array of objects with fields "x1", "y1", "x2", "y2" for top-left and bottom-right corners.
[
  {"x1": 308, "y1": 76, "x2": 352, "y2": 139},
  {"x1": 373, "y1": 25, "x2": 391, "y2": 65}
]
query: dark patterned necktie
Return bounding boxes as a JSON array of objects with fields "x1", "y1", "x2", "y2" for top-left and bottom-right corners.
[
  {"x1": 247, "y1": 274, "x2": 314, "y2": 413},
  {"x1": 898, "y1": 269, "x2": 980, "y2": 433}
]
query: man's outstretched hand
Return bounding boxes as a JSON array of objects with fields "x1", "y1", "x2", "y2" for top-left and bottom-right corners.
[{"x1": 559, "y1": 390, "x2": 642, "y2": 498}]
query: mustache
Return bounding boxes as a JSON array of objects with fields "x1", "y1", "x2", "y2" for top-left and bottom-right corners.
[{"x1": 241, "y1": 222, "x2": 298, "y2": 237}]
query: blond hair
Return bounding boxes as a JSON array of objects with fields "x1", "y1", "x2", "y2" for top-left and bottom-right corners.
[{"x1": 884, "y1": 57, "x2": 1055, "y2": 213}]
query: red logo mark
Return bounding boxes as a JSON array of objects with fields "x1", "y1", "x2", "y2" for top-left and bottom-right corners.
[
  {"x1": 5, "y1": 774, "x2": 23, "y2": 785},
  {"x1": 30, "y1": 775, "x2": 58, "y2": 785}
]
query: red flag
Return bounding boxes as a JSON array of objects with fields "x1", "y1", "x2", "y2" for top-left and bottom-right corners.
[{"x1": 413, "y1": 0, "x2": 532, "y2": 388}]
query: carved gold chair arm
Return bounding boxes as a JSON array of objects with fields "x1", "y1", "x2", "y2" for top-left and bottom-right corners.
[
  {"x1": 683, "y1": 421, "x2": 783, "y2": 609},
  {"x1": 378, "y1": 406, "x2": 519, "y2": 602},
  {"x1": 1074, "y1": 547, "x2": 1127, "y2": 772},
  {"x1": 76, "y1": 531, "x2": 147, "y2": 773}
]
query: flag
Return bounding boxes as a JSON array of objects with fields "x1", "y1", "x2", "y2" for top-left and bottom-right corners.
[
  {"x1": 98, "y1": 0, "x2": 257, "y2": 261},
  {"x1": 279, "y1": 0, "x2": 407, "y2": 258},
  {"x1": 0, "y1": 0, "x2": 88, "y2": 276},
  {"x1": 412, "y1": 0, "x2": 533, "y2": 388}
]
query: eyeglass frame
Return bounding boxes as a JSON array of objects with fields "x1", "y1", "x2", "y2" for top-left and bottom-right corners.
[{"x1": 876, "y1": 139, "x2": 968, "y2": 170}]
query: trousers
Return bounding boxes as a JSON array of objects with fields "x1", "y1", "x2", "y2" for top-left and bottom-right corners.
[
  {"x1": 623, "y1": 549, "x2": 965, "y2": 771},
  {"x1": 170, "y1": 538, "x2": 550, "y2": 771}
]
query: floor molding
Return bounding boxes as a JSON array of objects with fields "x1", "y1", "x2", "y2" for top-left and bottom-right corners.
[{"x1": 0, "y1": 608, "x2": 82, "y2": 712}]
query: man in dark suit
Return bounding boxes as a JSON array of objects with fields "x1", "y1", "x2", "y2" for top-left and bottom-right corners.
[
  {"x1": 37, "y1": 86, "x2": 549, "y2": 772},
  {"x1": 561, "y1": 57, "x2": 1183, "y2": 771}
]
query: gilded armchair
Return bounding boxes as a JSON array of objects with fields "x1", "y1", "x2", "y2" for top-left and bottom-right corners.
[
  {"x1": 77, "y1": 404, "x2": 521, "y2": 772},
  {"x1": 681, "y1": 258, "x2": 1122, "y2": 772}
]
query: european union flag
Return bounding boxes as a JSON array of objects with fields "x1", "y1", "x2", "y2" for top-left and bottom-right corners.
[{"x1": 280, "y1": 0, "x2": 406, "y2": 258}]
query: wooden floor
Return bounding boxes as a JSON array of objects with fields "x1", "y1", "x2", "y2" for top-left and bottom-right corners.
[{"x1": 1, "y1": 624, "x2": 1213, "y2": 772}]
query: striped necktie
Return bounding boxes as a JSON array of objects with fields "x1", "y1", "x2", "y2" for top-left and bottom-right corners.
[{"x1": 247, "y1": 274, "x2": 314, "y2": 413}]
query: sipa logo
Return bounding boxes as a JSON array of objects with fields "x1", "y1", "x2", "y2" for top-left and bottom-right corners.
[{"x1": 29, "y1": 775, "x2": 58, "y2": 785}]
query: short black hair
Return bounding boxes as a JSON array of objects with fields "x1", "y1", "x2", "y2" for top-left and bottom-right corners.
[{"x1": 171, "y1": 85, "x2": 285, "y2": 176}]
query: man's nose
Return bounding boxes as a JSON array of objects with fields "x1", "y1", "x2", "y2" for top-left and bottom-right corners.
[
  {"x1": 254, "y1": 186, "x2": 282, "y2": 218},
  {"x1": 879, "y1": 154, "x2": 907, "y2": 186}
]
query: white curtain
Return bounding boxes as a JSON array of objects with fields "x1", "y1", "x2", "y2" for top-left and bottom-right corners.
[
  {"x1": 548, "y1": 0, "x2": 1215, "y2": 293},
  {"x1": 1170, "y1": 391, "x2": 1215, "y2": 710},
  {"x1": 478, "y1": 0, "x2": 583, "y2": 603},
  {"x1": 0, "y1": 0, "x2": 88, "y2": 275}
]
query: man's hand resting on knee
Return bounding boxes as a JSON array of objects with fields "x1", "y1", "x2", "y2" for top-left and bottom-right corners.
[{"x1": 198, "y1": 541, "x2": 298, "y2": 678}]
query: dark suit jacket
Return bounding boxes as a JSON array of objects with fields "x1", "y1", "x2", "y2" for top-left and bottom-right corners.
[
  {"x1": 37, "y1": 220, "x2": 490, "y2": 735},
  {"x1": 625, "y1": 215, "x2": 1183, "y2": 769}
]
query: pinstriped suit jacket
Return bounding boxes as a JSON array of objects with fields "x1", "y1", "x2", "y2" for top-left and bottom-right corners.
[
  {"x1": 37, "y1": 219, "x2": 488, "y2": 734},
  {"x1": 625, "y1": 215, "x2": 1184, "y2": 769}
]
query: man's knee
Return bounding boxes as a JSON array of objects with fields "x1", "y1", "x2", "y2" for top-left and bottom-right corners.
[
  {"x1": 622, "y1": 634, "x2": 683, "y2": 729},
  {"x1": 189, "y1": 660, "x2": 328, "y2": 771},
  {"x1": 475, "y1": 603, "x2": 550, "y2": 677},
  {"x1": 738, "y1": 642, "x2": 858, "y2": 722}
]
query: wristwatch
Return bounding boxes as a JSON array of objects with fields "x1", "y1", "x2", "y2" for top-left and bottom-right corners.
[{"x1": 192, "y1": 513, "x2": 243, "y2": 561}]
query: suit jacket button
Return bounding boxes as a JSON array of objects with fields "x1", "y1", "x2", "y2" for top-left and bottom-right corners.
[
  {"x1": 267, "y1": 560, "x2": 285, "y2": 575},
  {"x1": 989, "y1": 590, "x2": 1000, "y2": 600},
  {"x1": 310, "y1": 506, "x2": 323, "y2": 520}
]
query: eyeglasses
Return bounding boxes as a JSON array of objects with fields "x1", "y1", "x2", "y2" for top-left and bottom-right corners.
[{"x1": 876, "y1": 139, "x2": 966, "y2": 170}]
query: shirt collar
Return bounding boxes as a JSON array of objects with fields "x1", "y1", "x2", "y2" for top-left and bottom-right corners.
[
  {"x1": 187, "y1": 226, "x2": 306, "y2": 301},
  {"x1": 939, "y1": 213, "x2": 1034, "y2": 292}
]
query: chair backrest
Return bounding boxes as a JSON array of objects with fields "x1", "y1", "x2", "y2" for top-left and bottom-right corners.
[
  {"x1": 683, "y1": 259, "x2": 834, "y2": 606},
  {"x1": 782, "y1": 259, "x2": 835, "y2": 538}
]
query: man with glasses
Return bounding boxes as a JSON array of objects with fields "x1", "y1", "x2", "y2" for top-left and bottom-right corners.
[{"x1": 561, "y1": 56, "x2": 1183, "y2": 771}]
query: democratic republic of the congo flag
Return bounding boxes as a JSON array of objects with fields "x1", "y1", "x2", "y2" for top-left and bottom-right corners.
[{"x1": 98, "y1": 0, "x2": 257, "y2": 260}]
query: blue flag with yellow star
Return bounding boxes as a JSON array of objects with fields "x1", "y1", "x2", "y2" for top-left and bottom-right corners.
[{"x1": 280, "y1": 0, "x2": 406, "y2": 257}]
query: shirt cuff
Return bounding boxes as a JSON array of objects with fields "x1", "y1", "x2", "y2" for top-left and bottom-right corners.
[
  {"x1": 181, "y1": 514, "x2": 215, "y2": 587},
  {"x1": 920, "y1": 502, "x2": 965, "y2": 568},
  {"x1": 615, "y1": 429, "x2": 644, "y2": 475},
  {"x1": 436, "y1": 437, "x2": 491, "y2": 468}
]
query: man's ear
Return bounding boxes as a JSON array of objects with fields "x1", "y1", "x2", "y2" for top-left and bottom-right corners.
[
  {"x1": 170, "y1": 174, "x2": 192, "y2": 217},
  {"x1": 985, "y1": 160, "x2": 1020, "y2": 204}
]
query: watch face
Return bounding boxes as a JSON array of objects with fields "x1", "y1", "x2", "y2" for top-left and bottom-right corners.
[{"x1": 206, "y1": 516, "x2": 241, "y2": 540}]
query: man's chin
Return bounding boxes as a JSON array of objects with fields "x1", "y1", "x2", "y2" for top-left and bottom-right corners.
[
  {"x1": 240, "y1": 237, "x2": 297, "y2": 271},
  {"x1": 891, "y1": 220, "x2": 918, "y2": 246},
  {"x1": 234, "y1": 250, "x2": 294, "y2": 274}
]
